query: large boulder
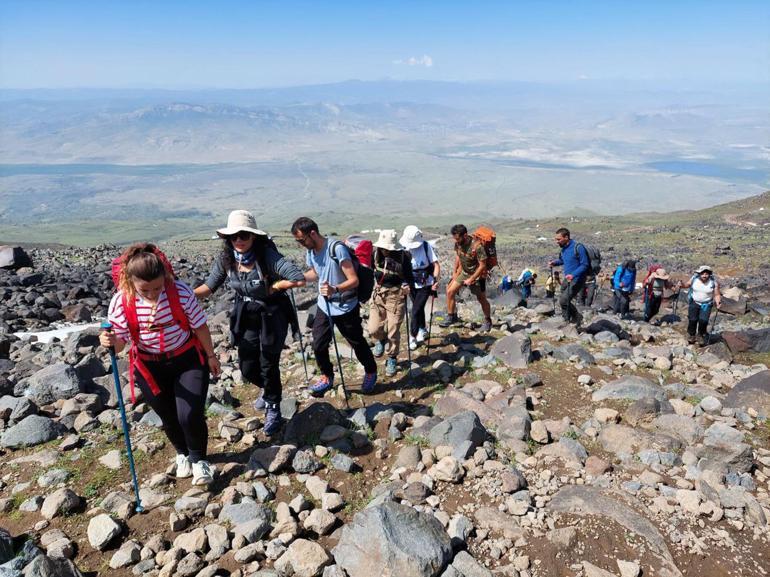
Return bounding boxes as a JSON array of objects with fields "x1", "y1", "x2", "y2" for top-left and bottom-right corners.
[
  {"x1": 722, "y1": 328, "x2": 770, "y2": 354},
  {"x1": 23, "y1": 363, "x2": 82, "y2": 405},
  {"x1": 718, "y1": 296, "x2": 748, "y2": 316},
  {"x1": 1, "y1": 415, "x2": 63, "y2": 449},
  {"x1": 428, "y1": 411, "x2": 487, "y2": 450},
  {"x1": 0, "y1": 246, "x2": 33, "y2": 269},
  {"x1": 283, "y1": 401, "x2": 345, "y2": 445},
  {"x1": 333, "y1": 501, "x2": 452, "y2": 577},
  {"x1": 490, "y1": 333, "x2": 531, "y2": 369},
  {"x1": 724, "y1": 370, "x2": 770, "y2": 417},
  {"x1": 592, "y1": 376, "x2": 666, "y2": 402}
]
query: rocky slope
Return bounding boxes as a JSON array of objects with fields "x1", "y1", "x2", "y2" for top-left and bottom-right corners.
[{"x1": 0, "y1": 238, "x2": 769, "y2": 577}]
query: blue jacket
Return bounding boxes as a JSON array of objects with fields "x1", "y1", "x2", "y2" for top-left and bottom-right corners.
[
  {"x1": 553, "y1": 240, "x2": 589, "y2": 282},
  {"x1": 612, "y1": 265, "x2": 636, "y2": 293}
]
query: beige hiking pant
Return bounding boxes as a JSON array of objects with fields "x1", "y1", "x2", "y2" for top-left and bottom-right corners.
[{"x1": 368, "y1": 286, "x2": 406, "y2": 358}]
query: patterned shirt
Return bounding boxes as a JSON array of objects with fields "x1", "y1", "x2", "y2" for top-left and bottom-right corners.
[{"x1": 107, "y1": 280, "x2": 206, "y2": 353}]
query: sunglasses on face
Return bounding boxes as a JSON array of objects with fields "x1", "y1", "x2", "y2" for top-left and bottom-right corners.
[
  {"x1": 228, "y1": 232, "x2": 252, "y2": 241},
  {"x1": 295, "y1": 236, "x2": 310, "y2": 245}
]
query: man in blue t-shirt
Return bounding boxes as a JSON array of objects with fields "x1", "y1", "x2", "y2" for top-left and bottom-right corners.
[
  {"x1": 549, "y1": 227, "x2": 589, "y2": 325},
  {"x1": 292, "y1": 217, "x2": 378, "y2": 396}
]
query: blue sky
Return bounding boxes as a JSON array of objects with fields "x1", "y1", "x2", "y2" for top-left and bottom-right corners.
[{"x1": 0, "y1": 0, "x2": 767, "y2": 88}]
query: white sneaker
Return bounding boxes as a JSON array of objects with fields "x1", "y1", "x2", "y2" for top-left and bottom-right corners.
[
  {"x1": 409, "y1": 337, "x2": 418, "y2": 351},
  {"x1": 192, "y1": 460, "x2": 215, "y2": 486},
  {"x1": 416, "y1": 329, "x2": 428, "y2": 343},
  {"x1": 175, "y1": 454, "x2": 192, "y2": 479}
]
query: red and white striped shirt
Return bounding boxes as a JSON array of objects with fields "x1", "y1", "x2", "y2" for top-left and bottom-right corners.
[{"x1": 108, "y1": 280, "x2": 206, "y2": 353}]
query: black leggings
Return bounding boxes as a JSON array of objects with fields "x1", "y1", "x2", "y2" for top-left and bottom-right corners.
[
  {"x1": 688, "y1": 301, "x2": 713, "y2": 336},
  {"x1": 134, "y1": 347, "x2": 209, "y2": 463},
  {"x1": 312, "y1": 304, "x2": 377, "y2": 379},
  {"x1": 238, "y1": 314, "x2": 288, "y2": 405},
  {"x1": 410, "y1": 287, "x2": 433, "y2": 337}
]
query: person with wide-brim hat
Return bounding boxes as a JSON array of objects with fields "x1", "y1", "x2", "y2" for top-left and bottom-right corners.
[
  {"x1": 642, "y1": 266, "x2": 677, "y2": 322},
  {"x1": 681, "y1": 265, "x2": 721, "y2": 345},
  {"x1": 400, "y1": 225, "x2": 440, "y2": 350},
  {"x1": 368, "y1": 229, "x2": 415, "y2": 377},
  {"x1": 195, "y1": 210, "x2": 306, "y2": 436}
]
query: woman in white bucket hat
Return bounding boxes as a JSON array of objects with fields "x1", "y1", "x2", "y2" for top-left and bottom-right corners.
[
  {"x1": 195, "y1": 210, "x2": 305, "y2": 436},
  {"x1": 400, "y1": 225, "x2": 440, "y2": 350},
  {"x1": 369, "y1": 229, "x2": 415, "y2": 377}
]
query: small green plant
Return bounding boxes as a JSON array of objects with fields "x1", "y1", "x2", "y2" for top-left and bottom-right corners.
[
  {"x1": 404, "y1": 434, "x2": 430, "y2": 448},
  {"x1": 562, "y1": 429, "x2": 579, "y2": 440}
]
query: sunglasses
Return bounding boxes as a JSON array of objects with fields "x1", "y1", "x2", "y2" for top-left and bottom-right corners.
[
  {"x1": 227, "y1": 232, "x2": 252, "y2": 241},
  {"x1": 295, "y1": 236, "x2": 310, "y2": 244}
]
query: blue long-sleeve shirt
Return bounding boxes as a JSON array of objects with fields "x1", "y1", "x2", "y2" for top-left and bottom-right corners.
[
  {"x1": 553, "y1": 240, "x2": 589, "y2": 282},
  {"x1": 612, "y1": 265, "x2": 636, "y2": 293}
]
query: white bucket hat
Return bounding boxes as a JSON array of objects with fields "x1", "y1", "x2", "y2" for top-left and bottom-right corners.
[
  {"x1": 216, "y1": 210, "x2": 267, "y2": 238},
  {"x1": 373, "y1": 229, "x2": 403, "y2": 251},
  {"x1": 399, "y1": 225, "x2": 425, "y2": 250},
  {"x1": 695, "y1": 265, "x2": 713, "y2": 275}
]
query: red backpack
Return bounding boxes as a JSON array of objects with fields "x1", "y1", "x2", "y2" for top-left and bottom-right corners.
[{"x1": 111, "y1": 247, "x2": 202, "y2": 402}]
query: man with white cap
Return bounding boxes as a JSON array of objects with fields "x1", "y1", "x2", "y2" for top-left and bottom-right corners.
[
  {"x1": 682, "y1": 265, "x2": 722, "y2": 345},
  {"x1": 369, "y1": 230, "x2": 415, "y2": 377},
  {"x1": 400, "y1": 225, "x2": 440, "y2": 350}
]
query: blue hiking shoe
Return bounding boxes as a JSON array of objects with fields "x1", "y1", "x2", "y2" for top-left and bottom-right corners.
[
  {"x1": 263, "y1": 403, "x2": 284, "y2": 436},
  {"x1": 362, "y1": 372, "x2": 377, "y2": 394},
  {"x1": 373, "y1": 340, "x2": 385, "y2": 357},
  {"x1": 253, "y1": 394, "x2": 266, "y2": 411},
  {"x1": 309, "y1": 375, "x2": 333, "y2": 397},
  {"x1": 385, "y1": 357, "x2": 398, "y2": 377}
]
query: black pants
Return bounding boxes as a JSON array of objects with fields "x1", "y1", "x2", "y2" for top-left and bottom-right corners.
[
  {"x1": 559, "y1": 278, "x2": 585, "y2": 323},
  {"x1": 135, "y1": 347, "x2": 209, "y2": 463},
  {"x1": 688, "y1": 301, "x2": 713, "y2": 336},
  {"x1": 410, "y1": 287, "x2": 433, "y2": 337},
  {"x1": 644, "y1": 295, "x2": 662, "y2": 321},
  {"x1": 613, "y1": 290, "x2": 631, "y2": 317},
  {"x1": 312, "y1": 304, "x2": 377, "y2": 378},
  {"x1": 238, "y1": 313, "x2": 288, "y2": 405}
]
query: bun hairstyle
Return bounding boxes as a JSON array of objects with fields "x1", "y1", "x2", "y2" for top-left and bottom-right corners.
[{"x1": 119, "y1": 243, "x2": 167, "y2": 297}]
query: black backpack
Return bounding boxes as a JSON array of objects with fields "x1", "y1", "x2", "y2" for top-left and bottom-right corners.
[
  {"x1": 328, "y1": 240, "x2": 375, "y2": 304},
  {"x1": 574, "y1": 242, "x2": 602, "y2": 276}
]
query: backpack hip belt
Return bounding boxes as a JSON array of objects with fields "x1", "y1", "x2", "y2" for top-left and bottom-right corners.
[{"x1": 128, "y1": 335, "x2": 204, "y2": 403}]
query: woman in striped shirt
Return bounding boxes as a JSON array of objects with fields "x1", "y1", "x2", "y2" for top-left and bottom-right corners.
[{"x1": 100, "y1": 243, "x2": 220, "y2": 486}]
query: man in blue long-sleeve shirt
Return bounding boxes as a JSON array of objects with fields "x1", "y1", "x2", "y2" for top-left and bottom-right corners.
[{"x1": 549, "y1": 227, "x2": 589, "y2": 325}]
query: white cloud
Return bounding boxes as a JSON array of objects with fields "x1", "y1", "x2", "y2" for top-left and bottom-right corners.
[{"x1": 393, "y1": 54, "x2": 433, "y2": 67}]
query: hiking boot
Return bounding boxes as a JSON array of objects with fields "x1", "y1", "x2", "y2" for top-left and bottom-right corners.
[
  {"x1": 480, "y1": 318, "x2": 492, "y2": 332},
  {"x1": 385, "y1": 357, "x2": 398, "y2": 377},
  {"x1": 174, "y1": 454, "x2": 192, "y2": 479},
  {"x1": 362, "y1": 372, "x2": 377, "y2": 394},
  {"x1": 309, "y1": 375, "x2": 333, "y2": 397},
  {"x1": 409, "y1": 337, "x2": 418, "y2": 351},
  {"x1": 373, "y1": 340, "x2": 385, "y2": 357},
  {"x1": 439, "y1": 314, "x2": 460, "y2": 328},
  {"x1": 416, "y1": 328, "x2": 428, "y2": 343},
  {"x1": 700, "y1": 335, "x2": 710, "y2": 347},
  {"x1": 253, "y1": 393, "x2": 266, "y2": 411},
  {"x1": 263, "y1": 403, "x2": 284, "y2": 436},
  {"x1": 191, "y1": 460, "x2": 215, "y2": 486},
  {"x1": 687, "y1": 334, "x2": 697, "y2": 345}
]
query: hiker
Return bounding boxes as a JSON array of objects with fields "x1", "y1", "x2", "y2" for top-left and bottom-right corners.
[
  {"x1": 440, "y1": 224, "x2": 492, "y2": 332},
  {"x1": 194, "y1": 210, "x2": 306, "y2": 436},
  {"x1": 368, "y1": 230, "x2": 416, "y2": 376},
  {"x1": 400, "y1": 225, "x2": 440, "y2": 350},
  {"x1": 515, "y1": 268, "x2": 537, "y2": 308},
  {"x1": 549, "y1": 228, "x2": 589, "y2": 325},
  {"x1": 612, "y1": 260, "x2": 637, "y2": 319},
  {"x1": 101, "y1": 243, "x2": 220, "y2": 486},
  {"x1": 642, "y1": 266, "x2": 677, "y2": 322},
  {"x1": 577, "y1": 272, "x2": 598, "y2": 307},
  {"x1": 682, "y1": 265, "x2": 722, "y2": 346},
  {"x1": 545, "y1": 270, "x2": 561, "y2": 299},
  {"x1": 291, "y1": 217, "x2": 378, "y2": 395}
]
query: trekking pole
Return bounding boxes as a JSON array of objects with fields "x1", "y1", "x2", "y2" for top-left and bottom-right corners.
[
  {"x1": 323, "y1": 299, "x2": 350, "y2": 409},
  {"x1": 426, "y1": 292, "x2": 436, "y2": 352},
  {"x1": 549, "y1": 269, "x2": 557, "y2": 311},
  {"x1": 288, "y1": 290, "x2": 309, "y2": 384},
  {"x1": 101, "y1": 322, "x2": 144, "y2": 513},
  {"x1": 403, "y1": 292, "x2": 413, "y2": 383}
]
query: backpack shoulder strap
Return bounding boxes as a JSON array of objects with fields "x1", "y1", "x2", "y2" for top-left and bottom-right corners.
[{"x1": 166, "y1": 279, "x2": 190, "y2": 332}]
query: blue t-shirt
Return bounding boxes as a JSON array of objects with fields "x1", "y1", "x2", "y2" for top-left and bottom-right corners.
[{"x1": 306, "y1": 238, "x2": 357, "y2": 316}]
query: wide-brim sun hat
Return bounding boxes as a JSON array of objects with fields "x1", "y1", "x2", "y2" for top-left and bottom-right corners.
[
  {"x1": 399, "y1": 225, "x2": 425, "y2": 250},
  {"x1": 695, "y1": 265, "x2": 713, "y2": 274},
  {"x1": 652, "y1": 268, "x2": 670, "y2": 280},
  {"x1": 216, "y1": 210, "x2": 267, "y2": 238},
  {"x1": 374, "y1": 229, "x2": 403, "y2": 251}
]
